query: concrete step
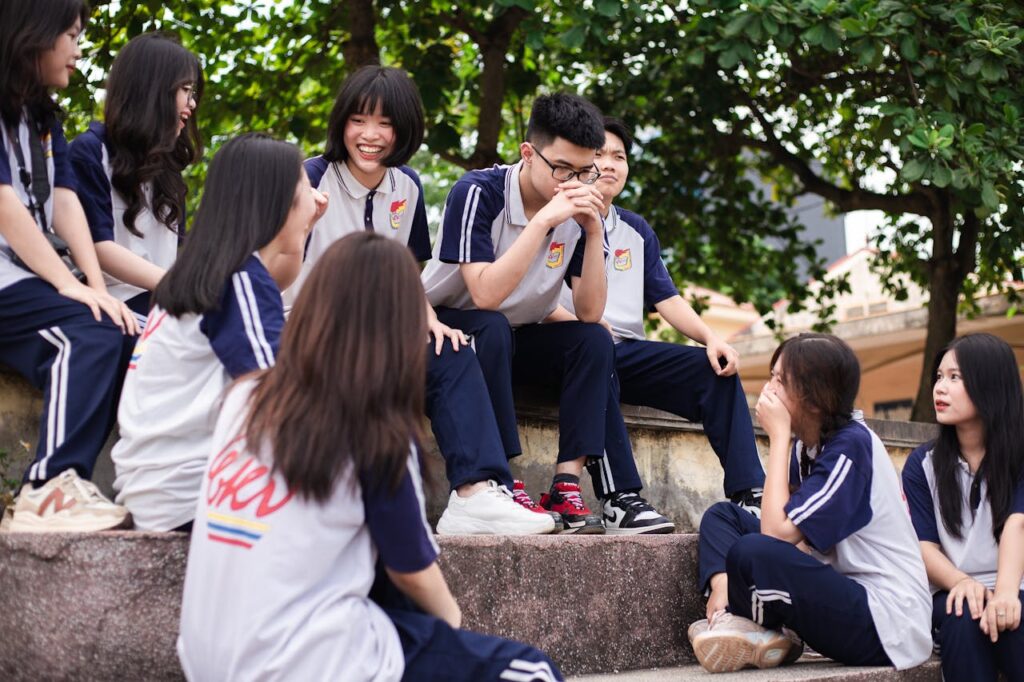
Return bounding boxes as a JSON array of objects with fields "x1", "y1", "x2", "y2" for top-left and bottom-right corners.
[{"x1": 570, "y1": 658, "x2": 942, "y2": 681}]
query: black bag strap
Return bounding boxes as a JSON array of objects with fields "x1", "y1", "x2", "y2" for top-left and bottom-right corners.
[{"x1": 5, "y1": 118, "x2": 51, "y2": 234}]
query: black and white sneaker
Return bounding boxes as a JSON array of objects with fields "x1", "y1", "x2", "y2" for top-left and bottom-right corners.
[
  {"x1": 602, "y1": 492, "x2": 674, "y2": 535},
  {"x1": 730, "y1": 488, "x2": 763, "y2": 518}
]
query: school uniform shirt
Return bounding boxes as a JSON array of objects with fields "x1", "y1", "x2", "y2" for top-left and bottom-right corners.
[
  {"x1": 420, "y1": 162, "x2": 589, "y2": 327},
  {"x1": 283, "y1": 157, "x2": 431, "y2": 306},
  {"x1": 559, "y1": 205, "x2": 677, "y2": 342},
  {"x1": 0, "y1": 114, "x2": 76, "y2": 292},
  {"x1": 178, "y1": 378, "x2": 439, "y2": 682},
  {"x1": 69, "y1": 122, "x2": 180, "y2": 305},
  {"x1": 787, "y1": 412, "x2": 932, "y2": 670},
  {"x1": 111, "y1": 254, "x2": 283, "y2": 531},
  {"x1": 902, "y1": 443, "x2": 1024, "y2": 593}
]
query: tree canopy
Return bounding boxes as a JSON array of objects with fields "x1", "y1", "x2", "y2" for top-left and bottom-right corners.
[{"x1": 67, "y1": 0, "x2": 1024, "y2": 421}]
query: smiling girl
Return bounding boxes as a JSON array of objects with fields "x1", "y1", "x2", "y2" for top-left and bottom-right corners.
[
  {"x1": 0, "y1": 0, "x2": 137, "y2": 532},
  {"x1": 902, "y1": 333, "x2": 1024, "y2": 680},
  {"x1": 69, "y1": 32, "x2": 203, "y2": 323}
]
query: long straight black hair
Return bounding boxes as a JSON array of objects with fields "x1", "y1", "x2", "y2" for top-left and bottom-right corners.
[
  {"x1": 931, "y1": 333, "x2": 1024, "y2": 541},
  {"x1": 152, "y1": 133, "x2": 302, "y2": 316},
  {"x1": 104, "y1": 32, "x2": 203, "y2": 238},
  {"x1": 0, "y1": 0, "x2": 89, "y2": 130}
]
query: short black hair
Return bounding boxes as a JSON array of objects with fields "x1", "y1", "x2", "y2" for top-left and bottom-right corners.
[
  {"x1": 526, "y1": 93, "x2": 605, "y2": 151},
  {"x1": 324, "y1": 66, "x2": 424, "y2": 168},
  {"x1": 603, "y1": 117, "x2": 634, "y2": 155}
]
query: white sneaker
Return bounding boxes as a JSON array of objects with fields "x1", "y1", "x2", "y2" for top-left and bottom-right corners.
[
  {"x1": 5, "y1": 469, "x2": 132, "y2": 533},
  {"x1": 436, "y1": 480, "x2": 556, "y2": 535},
  {"x1": 691, "y1": 610, "x2": 795, "y2": 673}
]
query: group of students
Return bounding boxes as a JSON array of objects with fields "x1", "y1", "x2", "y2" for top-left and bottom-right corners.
[{"x1": 0, "y1": 2, "x2": 1020, "y2": 681}]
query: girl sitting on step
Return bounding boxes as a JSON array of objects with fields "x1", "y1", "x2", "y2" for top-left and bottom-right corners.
[
  {"x1": 902, "y1": 333, "x2": 1024, "y2": 681},
  {"x1": 688, "y1": 333, "x2": 932, "y2": 673},
  {"x1": 177, "y1": 232, "x2": 563, "y2": 682}
]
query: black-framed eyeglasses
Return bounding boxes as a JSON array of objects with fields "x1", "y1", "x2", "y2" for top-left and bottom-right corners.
[{"x1": 532, "y1": 145, "x2": 601, "y2": 185}]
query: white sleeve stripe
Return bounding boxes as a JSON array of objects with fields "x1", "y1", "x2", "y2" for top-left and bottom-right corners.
[
  {"x1": 789, "y1": 454, "x2": 853, "y2": 525},
  {"x1": 232, "y1": 273, "x2": 271, "y2": 370},
  {"x1": 239, "y1": 272, "x2": 275, "y2": 365},
  {"x1": 459, "y1": 185, "x2": 481, "y2": 262},
  {"x1": 407, "y1": 446, "x2": 441, "y2": 555}
]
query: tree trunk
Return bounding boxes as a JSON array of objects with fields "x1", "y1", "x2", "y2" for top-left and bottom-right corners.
[{"x1": 339, "y1": 0, "x2": 380, "y2": 70}]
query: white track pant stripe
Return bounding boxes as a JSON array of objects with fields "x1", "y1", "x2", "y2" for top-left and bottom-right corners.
[
  {"x1": 34, "y1": 327, "x2": 71, "y2": 481},
  {"x1": 499, "y1": 658, "x2": 557, "y2": 682}
]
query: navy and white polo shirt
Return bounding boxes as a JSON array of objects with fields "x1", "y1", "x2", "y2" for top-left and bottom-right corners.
[
  {"x1": 68, "y1": 122, "x2": 181, "y2": 304},
  {"x1": 0, "y1": 113, "x2": 76, "y2": 292},
  {"x1": 112, "y1": 254, "x2": 284, "y2": 531},
  {"x1": 179, "y1": 378, "x2": 437, "y2": 681},
  {"x1": 283, "y1": 157, "x2": 430, "y2": 306},
  {"x1": 786, "y1": 412, "x2": 932, "y2": 670},
  {"x1": 902, "y1": 442, "x2": 1024, "y2": 592},
  {"x1": 559, "y1": 205, "x2": 677, "y2": 341},
  {"x1": 420, "y1": 161, "x2": 588, "y2": 327}
]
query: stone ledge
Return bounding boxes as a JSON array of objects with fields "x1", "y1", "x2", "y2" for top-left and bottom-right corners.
[
  {"x1": 0, "y1": 532, "x2": 703, "y2": 680},
  {"x1": 570, "y1": 658, "x2": 942, "y2": 681}
]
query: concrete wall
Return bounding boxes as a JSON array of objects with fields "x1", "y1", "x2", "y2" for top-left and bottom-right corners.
[{"x1": 2, "y1": 368, "x2": 938, "y2": 532}]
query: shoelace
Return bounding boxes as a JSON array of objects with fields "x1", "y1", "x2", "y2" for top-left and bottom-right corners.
[
  {"x1": 708, "y1": 609, "x2": 734, "y2": 631},
  {"x1": 561, "y1": 487, "x2": 587, "y2": 511},
  {"x1": 512, "y1": 484, "x2": 539, "y2": 510},
  {"x1": 614, "y1": 492, "x2": 655, "y2": 512},
  {"x1": 63, "y1": 471, "x2": 106, "y2": 504}
]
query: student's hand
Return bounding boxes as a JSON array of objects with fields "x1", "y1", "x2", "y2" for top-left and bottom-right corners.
[
  {"x1": 980, "y1": 590, "x2": 1021, "y2": 641},
  {"x1": 308, "y1": 189, "x2": 328, "y2": 234},
  {"x1": 428, "y1": 317, "x2": 469, "y2": 356},
  {"x1": 59, "y1": 281, "x2": 138, "y2": 335},
  {"x1": 706, "y1": 336, "x2": 740, "y2": 376},
  {"x1": 706, "y1": 573, "x2": 729, "y2": 620},
  {"x1": 755, "y1": 385, "x2": 792, "y2": 444},
  {"x1": 539, "y1": 181, "x2": 603, "y2": 233},
  {"x1": 946, "y1": 575, "x2": 990, "y2": 621}
]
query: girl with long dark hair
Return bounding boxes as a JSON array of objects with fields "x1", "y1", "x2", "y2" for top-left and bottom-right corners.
[
  {"x1": 69, "y1": 31, "x2": 203, "y2": 322},
  {"x1": 178, "y1": 231, "x2": 563, "y2": 682},
  {"x1": 688, "y1": 333, "x2": 931, "y2": 673},
  {"x1": 0, "y1": 0, "x2": 137, "y2": 532},
  {"x1": 902, "y1": 333, "x2": 1024, "y2": 680},
  {"x1": 109, "y1": 133, "x2": 326, "y2": 532},
  {"x1": 293, "y1": 65, "x2": 554, "y2": 535}
]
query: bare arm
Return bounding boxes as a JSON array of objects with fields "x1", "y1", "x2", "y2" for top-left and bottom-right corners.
[
  {"x1": 655, "y1": 295, "x2": 740, "y2": 376},
  {"x1": 94, "y1": 241, "x2": 166, "y2": 292},
  {"x1": 386, "y1": 563, "x2": 462, "y2": 628},
  {"x1": 756, "y1": 385, "x2": 805, "y2": 544},
  {"x1": 0, "y1": 185, "x2": 82, "y2": 291}
]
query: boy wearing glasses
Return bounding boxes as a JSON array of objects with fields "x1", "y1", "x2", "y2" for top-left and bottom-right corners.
[{"x1": 422, "y1": 94, "x2": 673, "y2": 535}]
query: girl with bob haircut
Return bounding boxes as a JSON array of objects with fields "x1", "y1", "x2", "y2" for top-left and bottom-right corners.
[
  {"x1": 688, "y1": 333, "x2": 931, "y2": 673},
  {"x1": 178, "y1": 232, "x2": 564, "y2": 682},
  {"x1": 292, "y1": 66, "x2": 554, "y2": 535},
  {"x1": 0, "y1": 0, "x2": 137, "y2": 533},
  {"x1": 902, "y1": 333, "x2": 1024, "y2": 680},
  {"x1": 110, "y1": 133, "x2": 326, "y2": 533},
  {"x1": 69, "y1": 31, "x2": 204, "y2": 322}
]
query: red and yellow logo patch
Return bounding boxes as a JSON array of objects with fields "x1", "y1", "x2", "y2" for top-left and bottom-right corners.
[
  {"x1": 613, "y1": 248, "x2": 632, "y2": 271},
  {"x1": 546, "y1": 242, "x2": 565, "y2": 268},
  {"x1": 389, "y1": 199, "x2": 407, "y2": 230}
]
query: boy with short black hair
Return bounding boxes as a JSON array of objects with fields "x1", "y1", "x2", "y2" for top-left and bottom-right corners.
[
  {"x1": 555, "y1": 117, "x2": 765, "y2": 515},
  {"x1": 421, "y1": 94, "x2": 673, "y2": 534}
]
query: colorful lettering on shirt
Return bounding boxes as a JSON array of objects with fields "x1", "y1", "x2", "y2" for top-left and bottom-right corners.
[{"x1": 128, "y1": 309, "x2": 167, "y2": 370}]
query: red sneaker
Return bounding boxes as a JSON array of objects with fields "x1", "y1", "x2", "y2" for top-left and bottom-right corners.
[
  {"x1": 538, "y1": 481, "x2": 605, "y2": 535},
  {"x1": 513, "y1": 480, "x2": 564, "y2": 532}
]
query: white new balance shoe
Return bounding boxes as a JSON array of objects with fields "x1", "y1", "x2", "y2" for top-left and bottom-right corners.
[
  {"x1": 436, "y1": 480, "x2": 556, "y2": 535},
  {"x1": 4, "y1": 469, "x2": 132, "y2": 533}
]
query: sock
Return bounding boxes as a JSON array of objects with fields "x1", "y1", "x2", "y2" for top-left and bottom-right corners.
[{"x1": 552, "y1": 473, "x2": 579, "y2": 487}]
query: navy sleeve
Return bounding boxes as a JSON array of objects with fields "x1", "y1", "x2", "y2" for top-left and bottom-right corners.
[
  {"x1": 49, "y1": 122, "x2": 75, "y2": 190},
  {"x1": 0, "y1": 129, "x2": 11, "y2": 185},
  {"x1": 304, "y1": 156, "x2": 329, "y2": 189},
  {"x1": 437, "y1": 179, "x2": 499, "y2": 264},
  {"x1": 361, "y1": 447, "x2": 440, "y2": 573},
  {"x1": 785, "y1": 426, "x2": 874, "y2": 553},
  {"x1": 902, "y1": 443, "x2": 940, "y2": 543},
  {"x1": 68, "y1": 131, "x2": 116, "y2": 242},
  {"x1": 1012, "y1": 476, "x2": 1024, "y2": 515},
  {"x1": 199, "y1": 259, "x2": 283, "y2": 378},
  {"x1": 398, "y1": 166, "x2": 432, "y2": 262},
  {"x1": 566, "y1": 229, "x2": 588, "y2": 282},
  {"x1": 789, "y1": 442, "x2": 801, "y2": 487}
]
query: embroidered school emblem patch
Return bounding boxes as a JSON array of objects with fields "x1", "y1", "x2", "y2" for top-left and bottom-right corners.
[
  {"x1": 389, "y1": 199, "x2": 407, "y2": 230},
  {"x1": 613, "y1": 248, "x2": 632, "y2": 271},
  {"x1": 546, "y1": 242, "x2": 565, "y2": 268}
]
